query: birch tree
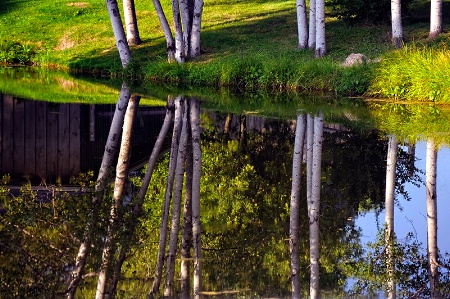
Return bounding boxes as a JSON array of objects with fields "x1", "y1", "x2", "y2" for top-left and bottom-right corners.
[
  {"x1": 123, "y1": 0, "x2": 142, "y2": 45},
  {"x1": 149, "y1": 97, "x2": 184, "y2": 299},
  {"x1": 289, "y1": 113, "x2": 306, "y2": 299},
  {"x1": 429, "y1": 0, "x2": 443, "y2": 39},
  {"x1": 426, "y1": 138, "x2": 440, "y2": 298},
  {"x1": 66, "y1": 84, "x2": 131, "y2": 299},
  {"x1": 391, "y1": 0, "x2": 403, "y2": 48},
  {"x1": 95, "y1": 95, "x2": 139, "y2": 299},
  {"x1": 308, "y1": 0, "x2": 316, "y2": 50},
  {"x1": 107, "y1": 0, "x2": 132, "y2": 67},
  {"x1": 297, "y1": 0, "x2": 308, "y2": 49},
  {"x1": 385, "y1": 135, "x2": 398, "y2": 299},
  {"x1": 308, "y1": 113, "x2": 323, "y2": 299},
  {"x1": 152, "y1": 0, "x2": 204, "y2": 62},
  {"x1": 315, "y1": 0, "x2": 326, "y2": 57},
  {"x1": 190, "y1": 99, "x2": 203, "y2": 299}
]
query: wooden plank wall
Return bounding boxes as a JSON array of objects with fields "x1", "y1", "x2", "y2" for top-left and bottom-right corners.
[{"x1": 1, "y1": 97, "x2": 81, "y2": 184}]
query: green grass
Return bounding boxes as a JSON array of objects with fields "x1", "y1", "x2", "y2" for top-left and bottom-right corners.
[{"x1": 1, "y1": 0, "x2": 450, "y2": 99}]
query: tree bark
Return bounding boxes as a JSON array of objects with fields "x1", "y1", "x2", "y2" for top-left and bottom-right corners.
[
  {"x1": 149, "y1": 97, "x2": 184, "y2": 299},
  {"x1": 385, "y1": 135, "x2": 398, "y2": 299},
  {"x1": 314, "y1": 0, "x2": 326, "y2": 57},
  {"x1": 429, "y1": 0, "x2": 443, "y2": 39},
  {"x1": 426, "y1": 138, "x2": 440, "y2": 299},
  {"x1": 289, "y1": 113, "x2": 306, "y2": 299},
  {"x1": 123, "y1": 0, "x2": 142, "y2": 45},
  {"x1": 96, "y1": 95, "x2": 139, "y2": 299},
  {"x1": 152, "y1": 0, "x2": 176, "y2": 62},
  {"x1": 172, "y1": 0, "x2": 186, "y2": 62},
  {"x1": 190, "y1": 0, "x2": 204, "y2": 58},
  {"x1": 308, "y1": 0, "x2": 316, "y2": 50},
  {"x1": 297, "y1": 0, "x2": 308, "y2": 49},
  {"x1": 391, "y1": 0, "x2": 403, "y2": 48},
  {"x1": 190, "y1": 99, "x2": 203, "y2": 299},
  {"x1": 309, "y1": 113, "x2": 323, "y2": 299},
  {"x1": 180, "y1": 0, "x2": 193, "y2": 57},
  {"x1": 66, "y1": 83, "x2": 131, "y2": 299},
  {"x1": 164, "y1": 99, "x2": 189, "y2": 298},
  {"x1": 106, "y1": 0, "x2": 132, "y2": 67}
]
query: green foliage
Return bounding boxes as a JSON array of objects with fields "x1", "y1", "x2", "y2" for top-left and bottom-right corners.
[
  {"x1": 327, "y1": 0, "x2": 413, "y2": 25},
  {"x1": 0, "y1": 41, "x2": 36, "y2": 65}
]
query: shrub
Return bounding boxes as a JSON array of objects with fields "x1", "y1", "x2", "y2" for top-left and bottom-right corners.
[{"x1": 0, "y1": 41, "x2": 36, "y2": 65}]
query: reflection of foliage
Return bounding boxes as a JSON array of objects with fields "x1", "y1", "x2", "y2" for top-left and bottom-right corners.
[{"x1": 345, "y1": 229, "x2": 450, "y2": 298}]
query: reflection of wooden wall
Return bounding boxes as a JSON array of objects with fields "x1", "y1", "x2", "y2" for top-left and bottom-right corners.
[{"x1": 0, "y1": 95, "x2": 80, "y2": 183}]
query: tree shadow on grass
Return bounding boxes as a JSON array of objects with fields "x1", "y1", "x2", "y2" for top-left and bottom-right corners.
[{"x1": 0, "y1": 0, "x2": 19, "y2": 15}]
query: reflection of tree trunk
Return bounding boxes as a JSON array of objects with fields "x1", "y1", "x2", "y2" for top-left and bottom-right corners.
[
  {"x1": 190, "y1": 99, "x2": 203, "y2": 299},
  {"x1": 306, "y1": 114, "x2": 313, "y2": 204},
  {"x1": 289, "y1": 113, "x2": 306, "y2": 299},
  {"x1": 407, "y1": 143, "x2": 416, "y2": 178},
  {"x1": 238, "y1": 115, "x2": 247, "y2": 153},
  {"x1": 426, "y1": 138, "x2": 440, "y2": 299},
  {"x1": 66, "y1": 83, "x2": 131, "y2": 299},
  {"x1": 89, "y1": 105, "x2": 95, "y2": 141},
  {"x1": 385, "y1": 135, "x2": 398, "y2": 299},
  {"x1": 309, "y1": 113, "x2": 323, "y2": 299},
  {"x1": 95, "y1": 95, "x2": 139, "y2": 299},
  {"x1": 149, "y1": 97, "x2": 183, "y2": 299},
  {"x1": 164, "y1": 100, "x2": 189, "y2": 297},
  {"x1": 181, "y1": 132, "x2": 193, "y2": 299}
]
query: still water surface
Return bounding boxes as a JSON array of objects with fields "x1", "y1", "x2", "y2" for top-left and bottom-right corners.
[{"x1": 1, "y1": 74, "x2": 449, "y2": 298}]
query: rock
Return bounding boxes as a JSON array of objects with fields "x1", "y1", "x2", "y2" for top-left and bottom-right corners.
[{"x1": 341, "y1": 53, "x2": 368, "y2": 67}]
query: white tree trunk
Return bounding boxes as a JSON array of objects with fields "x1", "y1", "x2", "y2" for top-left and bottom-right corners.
[
  {"x1": 306, "y1": 114, "x2": 313, "y2": 205},
  {"x1": 180, "y1": 0, "x2": 192, "y2": 57},
  {"x1": 385, "y1": 135, "x2": 398, "y2": 299},
  {"x1": 426, "y1": 138, "x2": 440, "y2": 299},
  {"x1": 314, "y1": 0, "x2": 326, "y2": 57},
  {"x1": 429, "y1": 0, "x2": 443, "y2": 39},
  {"x1": 123, "y1": 0, "x2": 142, "y2": 45},
  {"x1": 152, "y1": 0, "x2": 176, "y2": 62},
  {"x1": 66, "y1": 83, "x2": 131, "y2": 299},
  {"x1": 190, "y1": 99, "x2": 203, "y2": 299},
  {"x1": 309, "y1": 113, "x2": 323, "y2": 299},
  {"x1": 297, "y1": 0, "x2": 308, "y2": 49},
  {"x1": 164, "y1": 99, "x2": 188, "y2": 297},
  {"x1": 289, "y1": 113, "x2": 306, "y2": 299},
  {"x1": 391, "y1": 0, "x2": 403, "y2": 48},
  {"x1": 106, "y1": 0, "x2": 132, "y2": 67},
  {"x1": 308, "y1": 0, "x2": 316, "y2": 50},
  {"x1": 190, "y1": 0, "x2": 204, "y2": 58},
  {"x1": 149, "y1": 97, "x2": 183, "y2": 299},
  {"x1": 95, "y1": 95, "x2": 138, "y2": 299},
  {"x1": 172, "y1": 0, "x2": 186, "y2": 62},
  {"x1": 181, "y1": 132, "x2": 193, "y2": 299}
]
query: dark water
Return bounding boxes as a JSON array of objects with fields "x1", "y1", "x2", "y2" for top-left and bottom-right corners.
[{"x1": 1, "y1": 85, "x2": 450, "y2": 299}]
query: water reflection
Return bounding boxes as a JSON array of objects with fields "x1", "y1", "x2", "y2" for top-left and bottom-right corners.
[{"x1": 1, "y1": 88, "x2": 450, "y2": 298}]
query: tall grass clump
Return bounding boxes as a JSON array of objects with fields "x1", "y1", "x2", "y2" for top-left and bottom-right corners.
[{"x1": 369, "y1": 44, "x2": 450, "y2": 102}]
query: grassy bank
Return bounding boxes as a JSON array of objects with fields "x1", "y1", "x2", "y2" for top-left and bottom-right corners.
[{"x1": 1, "y1": 0, "x2": 450, "y2": 99}]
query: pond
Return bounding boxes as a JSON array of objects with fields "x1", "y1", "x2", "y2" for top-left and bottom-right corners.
[{"x1": 1, "y1": 68, "x2": 450, "y2": 299}]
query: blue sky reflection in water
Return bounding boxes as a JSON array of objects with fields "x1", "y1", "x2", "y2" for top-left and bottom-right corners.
[{"x1": 357, "y1": 142, "x2": 450, "y2": 253}]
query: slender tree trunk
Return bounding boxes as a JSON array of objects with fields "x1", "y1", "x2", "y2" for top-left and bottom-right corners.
[
  {"x1": 108, "y1": 98, "x2": 174, "y2": 297},
  {"x1": 152, "y1": 0, "x2": 176, "y2": 62},
  {"x1": 149, "y1": 97, "x2": 184, "y2": 299},
  {"x1": 309, "y1": 113, "x2": 323, "y2": 299},
  {"x1": 297, "y1": 0, "x2": 308, "y2": 49},
  {"x1": 289, "y1": 113, "x2": 306, "y2": 299},
  {"x1": 164, "y1": 100, "x2": 189, "y2": 297},
  {"x1": 96, "y1": 95, "x2": 139, "y2": 299},
  {"x1": 308, "y1": 0, "x2": 316, "y2": 50},
  {"x1": 123, "y1": 0, "x2": 142, "y2": 45},
  {"x1": 238, "y1": 115, "x2": 247, "y2": 154},
  {"x1": 180, "y1": 0, "x2": 193, "y2": 57},
  {"x1": 190, "y1": 0, "x2": 204, "y2": 58},
  {"x1": 385, "y1": 135, "x2": 398, "y2": 299},
  {"x1": 391, "y1": 0, "x2": 403, "y2": 48},
  {"x1": 314, "y1": 0, "x2": 326, "y2": 57},
  {"x1": 66, "y1": 84, "x2": 131, "y2": 299},
  {"x1": 426, "y1": 138, "x2": 440, "y2": 299},
  {"x1": 172, "y1": 0, "x2": 186, "y2": 62},
  {"x1": 429, "y1": 0, "x2": 443, "y2": 39},
  {"x1": 106, "y1": 0, "x2": 132, "y2": 67},
  {"x1": 180, "y1": 135, "x2": 193, "y2": 299},
  {"x1": 190, "y1": 99, "x2": 202, "y2": 299}
]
